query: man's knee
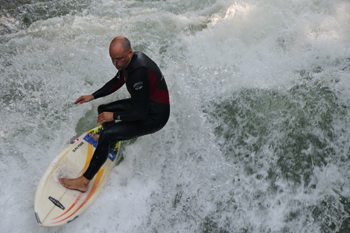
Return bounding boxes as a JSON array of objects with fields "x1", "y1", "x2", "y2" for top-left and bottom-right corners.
[
  {"x1": 98, "y1": 129, "x2": 111, "y2": 143},
  {"x1": 98, "y1": 104, "x2": 106, "y2": 114},
  {"x1": 98, "y1": 126, "x2": 121, "y2": 144},
  {"x1": 99, "y1": 123, "x2": 137, "y2": 142}
]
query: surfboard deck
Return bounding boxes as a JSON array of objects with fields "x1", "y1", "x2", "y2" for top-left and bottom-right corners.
[{"x1": 34, "y1": 126, "x2": 123, "y2": 227}]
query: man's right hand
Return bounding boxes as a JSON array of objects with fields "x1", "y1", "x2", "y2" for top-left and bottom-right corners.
[{"x1": 74, "y1": 95, "x2": 94, "y2": 104}]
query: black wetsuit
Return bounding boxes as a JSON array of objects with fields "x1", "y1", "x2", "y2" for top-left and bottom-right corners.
[{"x1": 83, "y1": 52, "x2": 170, "y2": 180}]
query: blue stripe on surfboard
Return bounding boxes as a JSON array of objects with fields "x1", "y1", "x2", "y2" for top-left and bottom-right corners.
[{"x1": 83, "y1": 134, "x2": 116, "y2": 161}]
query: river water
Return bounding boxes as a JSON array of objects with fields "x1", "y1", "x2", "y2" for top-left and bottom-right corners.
[{"x1": 1, "y1": 0, "x2": 350, "y2": 232}]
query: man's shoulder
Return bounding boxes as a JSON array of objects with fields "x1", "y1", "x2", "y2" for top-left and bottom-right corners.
[
  {"x1": 133, "y1": 51, "x2": 150, "y2": 64},
  {"x1": 127, "y1": 51, "x2": 161, "y2": 78},
  {"x1": 128, "y1": 52, "x2": 149, "y2": 71}
]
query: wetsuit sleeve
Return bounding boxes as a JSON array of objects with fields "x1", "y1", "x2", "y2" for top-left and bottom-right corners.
[
  {"x1": 92, "y1": 72, "x2": 125, "y2": 99},
  {"x1": 113, "y1": 68, "x2": 149, "y2": 121}
]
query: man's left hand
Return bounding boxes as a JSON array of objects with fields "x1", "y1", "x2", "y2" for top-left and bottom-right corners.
[{"x1": 97, "y1": 112, "x2": 114, "y2": 124}]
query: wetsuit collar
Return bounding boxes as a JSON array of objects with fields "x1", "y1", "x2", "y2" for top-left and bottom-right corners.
[{"x1": 124, "y1": 52, "x2": 136, "y2": 71}]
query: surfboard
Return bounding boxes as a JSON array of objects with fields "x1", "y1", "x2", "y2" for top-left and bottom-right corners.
[{"x1": 34, "y1": 126, "x2": 123, "y2": 227}]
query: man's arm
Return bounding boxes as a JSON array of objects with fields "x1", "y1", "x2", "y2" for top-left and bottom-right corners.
[{"x1": 92, "y1": 72, "x2": 125, "y2": 99}]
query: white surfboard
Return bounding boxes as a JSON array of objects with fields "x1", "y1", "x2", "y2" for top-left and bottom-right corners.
[{"x1": 34, "y1": 126, "x2": 123, "y2": 227}]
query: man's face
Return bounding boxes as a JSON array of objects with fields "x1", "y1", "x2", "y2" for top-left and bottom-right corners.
[{"x1": 109, "y1": 44, "x2": 132, "y2": 70}]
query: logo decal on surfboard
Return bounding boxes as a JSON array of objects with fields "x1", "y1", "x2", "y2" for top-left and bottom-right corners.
[
  {"x1": 49, "y1": 196, "x2": 65, "y2": 210},
  {"x1": 72, "y1": 141, "x2": 84, "y2": 152}
]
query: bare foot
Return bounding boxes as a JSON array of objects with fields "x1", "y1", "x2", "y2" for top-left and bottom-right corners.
[
  {"x1": 89, "y1": 133, "x2": 100, "y2": 142},
  {"x1": 59, "y1": 176, "x2": 90, "y2": 193}
]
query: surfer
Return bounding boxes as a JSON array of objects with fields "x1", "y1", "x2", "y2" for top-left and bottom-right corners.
[{"x1": 59, "y1": 36, "x2": 170, "y2": 192}]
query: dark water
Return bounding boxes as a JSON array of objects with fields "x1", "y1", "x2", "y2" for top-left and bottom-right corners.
[
  {"x1": 209, "y1": 75, "x2": 350, "y2": 233},
  {"x1": 0, "y1": 0, "x2": 90, "y2": 34}
]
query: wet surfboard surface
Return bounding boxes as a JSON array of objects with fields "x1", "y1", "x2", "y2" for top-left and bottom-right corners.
[{"x1": 34, "y1": 126, "x2": 122, "y2": 227}]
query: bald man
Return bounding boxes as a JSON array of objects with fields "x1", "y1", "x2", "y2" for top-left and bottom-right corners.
[{"x1": 59, "y1": 36, "x2": 170, "y2": 192}]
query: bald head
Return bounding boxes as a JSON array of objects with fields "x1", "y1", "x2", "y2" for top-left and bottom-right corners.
[
  {"x1": 109, "y1": 36, "x2": 133, "y2": 70},
  {"x1": 110, "y1": 36, "x2": 132, "y2": 53}
]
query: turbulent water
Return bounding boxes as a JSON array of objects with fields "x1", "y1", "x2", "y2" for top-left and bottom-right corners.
[{"x1": 1, "y1": 0, "x2": 350, "y2": 232}]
